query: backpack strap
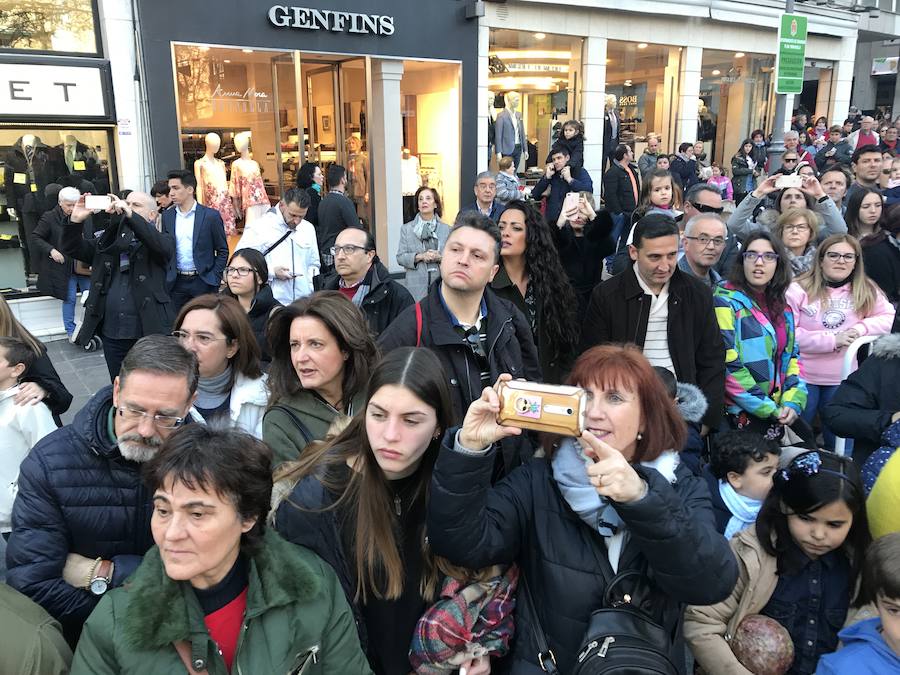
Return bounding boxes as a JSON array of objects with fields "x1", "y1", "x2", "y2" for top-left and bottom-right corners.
[
  {"x1": 173, "y1": 640, "x2": 208, "y2": 674},
  {"x1": 517, "y1": 573, "x2": 560, "y2": 674},
  {"x1": 264, "y1": 404, "x2": 313, "y2": 447},
  {"x1": 415, "y1": 301, "x2": 423, "y2": 347},
  {"x1": 263, "y1": 230, "x2": 292, "y2": 256}
]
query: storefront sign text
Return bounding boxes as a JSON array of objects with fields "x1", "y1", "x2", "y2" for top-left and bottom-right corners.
[
  {"x1": 268, "y1": 6, "x2": 395, "y2": 36},
  {"x1": 775, "y1": 13, "x2": 807, "y2": 94},
  {"x1": 0, "y1": 63, "x2": 107, "y2": 118},
  {"x1": 211, "y1": 85, "x2": 273, "y2": 114}
]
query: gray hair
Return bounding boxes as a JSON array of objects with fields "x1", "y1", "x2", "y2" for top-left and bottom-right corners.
[
  {"x1": 784, "y1": 130, "x2": 799, "y2": 141},
  {"x1": 119, "y1": 335, "x2": 199, "y2": 395},
  {"x1": 684, "y1": 183, "x2": 722, "y2": 204},
  {"x1": 58, "y1": 187, "x2": 79, "y2": 204},
  {"x1": 474, "y1": 171, "x2": 495, "y2": 184},
  {"x1": 684, "y1": 213, "x2": 727, "y2": 238}
]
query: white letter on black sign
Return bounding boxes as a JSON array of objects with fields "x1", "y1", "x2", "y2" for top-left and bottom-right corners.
[{"x1": 268, "y1": 5, "x2": 290, "y2": 27}]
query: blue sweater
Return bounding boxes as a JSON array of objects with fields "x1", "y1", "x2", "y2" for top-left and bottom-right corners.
[{"x1": 816, "y1": 617, "x2": 900, "y2": 674}]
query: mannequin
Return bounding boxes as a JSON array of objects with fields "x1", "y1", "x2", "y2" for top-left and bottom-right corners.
[
  {"x1": 194, "y1": 132, "x2": 236, "y2": 235},
  {"x1": 603, "y1": 94, "x2": 622, "y2": 170},
  {"x1": 229, "y1": 131, "x2": 269, "y2": 226},
  {"x1": 494, "y1": 92, "x2": 527, "y2": 172},
  {"x1": 400, "y1": 147, "x2": 422, "y2": 223},
  {"x1": 56, "y1": 133, "x2": 101, "y2": 185},
  {"x1": 346, "y1": 134, "x2": 369, "y2": 226}
]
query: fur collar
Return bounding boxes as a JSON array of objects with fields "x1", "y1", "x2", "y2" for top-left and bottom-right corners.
[
  {"x1": 676, "y1": 381, "x2": 708, "y2": 424},
  {"x1": 872, "y1": 333, "x2": 900, "y2": 360},
  {"x1": 121, "y1": 529, "x2": 321, "y2": 650}
]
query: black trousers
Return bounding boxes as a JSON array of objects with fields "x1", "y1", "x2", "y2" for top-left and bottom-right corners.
[
  {"x1": 101, "y1": 335, "x2": 138, "y2": 380},
  {"x1": 170, "y1": 274, "x2": 217, "y2": 315}
]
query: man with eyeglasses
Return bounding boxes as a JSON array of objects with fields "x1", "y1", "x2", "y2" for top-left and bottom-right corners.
[
  {"x1": 682, "y1": 184, "x2": 740, "y2": 275},
  {"x1": 64, "y1": 191, "x2": 175, "y2": 379},
  {"x1": 319, "y1": 227, "x2": 412, "y2": 336},
  {"x1": 6, "y1": 335, "x2": 201, "y2": 647},
  {"x1": 679, "y1": 214, "x2": 728, "y2": 287},
  {"x1": 234, "y1": 187, "x2": 320, "y2": 304}
]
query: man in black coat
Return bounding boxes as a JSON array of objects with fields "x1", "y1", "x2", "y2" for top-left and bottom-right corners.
[
  {"x1": 5, "y1": 336, "x2": 199, "y2": 647},
  {"x1": 379, "y1": 212, "x2": 541, "y2": 474},
  {"x1": 530, "y1": 145, "x2": 593, "y2": 225},
  {"x1": 62, "y1": 191, "x2": 175, "y2": 379},
  {"x1": 602, "y1": 144, "x2": 640, "y2": 220},
  {"x1": 317, "y1": 164, "x2": 361, "y2": 275},
  {"x1": 581, "y1": 215, "x2": 725, "y2": 430},
  {"x1": 320, "y1": 227, "x2": 413, "y2": 337}
]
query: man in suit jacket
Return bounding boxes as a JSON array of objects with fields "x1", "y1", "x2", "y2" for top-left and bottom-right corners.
[
  {"x1": 162, "y1": 169, "x2": 228, "y2": 313},
  {"x1": 494, "y1": 100, "x2": 527, "y2": 171}
]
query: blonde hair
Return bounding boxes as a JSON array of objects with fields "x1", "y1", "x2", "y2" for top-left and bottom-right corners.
[
  {"x1": 775, "y1": 208, "x2": 821, "y2": 244},
  {"x1": 0, "y1": 295, "x2": 42, "y2": 355},
  {"x1": 795, "y1": 234, "x2": 881, "y2": 318},
  {"x1": 498, "y1": 156, "x2": 514, "y2": 171}
]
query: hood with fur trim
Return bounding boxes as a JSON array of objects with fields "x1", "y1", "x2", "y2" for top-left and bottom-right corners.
[
  {"x1": 872, "y1": 333, "x2": 900, "y2": 360},
  {"x1": 676, "y1": 381, "x2": 709, "y2": 424}
]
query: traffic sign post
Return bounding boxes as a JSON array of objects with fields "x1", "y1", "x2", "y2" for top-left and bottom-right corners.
[{"x1": 775, "y1": 13, "x2": 808, "y2": 94}]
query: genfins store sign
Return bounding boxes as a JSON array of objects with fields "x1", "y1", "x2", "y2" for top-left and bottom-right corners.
[{"x1": 268, "y1": 6, "x2": 395, "y2": 36}]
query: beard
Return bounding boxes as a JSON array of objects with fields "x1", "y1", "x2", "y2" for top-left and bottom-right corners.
[{"x1": 117, "y1": 433, "x2": 162, "y2": 463}]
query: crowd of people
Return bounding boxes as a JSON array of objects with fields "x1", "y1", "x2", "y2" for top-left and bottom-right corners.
[{"x1": 0, "y1": 107, "x2": 899, "y2": 675}]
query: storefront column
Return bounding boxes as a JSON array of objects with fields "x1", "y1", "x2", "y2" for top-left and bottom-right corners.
[
  {"x1": 580, "y1": 37, "x2": 607, "y2": 197},
  {"x1": 829, "y1": 36, "x2": 856, "y2": 128},
  {"x1": 101, "y1": 0, "x2": 147, "y2": 190},
  {"x1": 477, "y1": 22, "x2": 490, "y2": 173},
  {"x1": 779, "y1": 95, "x2": 795, "y2": 132},
  {"x1": 370, "y1": 59, "x2": 405, "y2": 273},
  {"x1": 676, "y1": 47, "x2": 702, "y2": 144}
]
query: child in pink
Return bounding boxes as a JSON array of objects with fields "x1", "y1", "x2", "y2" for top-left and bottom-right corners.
[{"x1": 707, "y1": 163, "x2": 733, "y2": 202}]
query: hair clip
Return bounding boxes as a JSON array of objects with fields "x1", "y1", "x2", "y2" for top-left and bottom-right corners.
[{"x1": 779, "y1": 451, "x2": 822, "y2": 482}]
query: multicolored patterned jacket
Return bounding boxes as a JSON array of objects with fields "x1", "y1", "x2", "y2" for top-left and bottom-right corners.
[{"x1": 713, "y1": 282, "x2": 807, "y2": 419}]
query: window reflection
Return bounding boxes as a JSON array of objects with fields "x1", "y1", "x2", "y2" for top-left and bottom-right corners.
[{"x1": 0, "y1": 0, "x2": 98, "y2": 54}]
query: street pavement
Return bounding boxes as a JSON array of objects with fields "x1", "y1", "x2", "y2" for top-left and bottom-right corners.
[{"x1": 45, "y1": 338, "x2": 110, "y2": 426}]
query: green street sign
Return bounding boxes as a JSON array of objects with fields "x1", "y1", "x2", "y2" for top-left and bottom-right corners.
[{"x1": 775, "y1": 13, "x2": 808, "y2": 94}]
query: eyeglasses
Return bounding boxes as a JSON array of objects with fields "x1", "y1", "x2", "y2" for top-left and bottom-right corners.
[
  {"x1": 116, "y1": 404, "x2": 184, "y2": 429},
  {"x1": 783, "y1": 224, "x2": 810, "y2": 232},
  {"x1": 171, "y1": 330, "x2": 229, "y2": 347},
  {"x1": 330, "y1": 244, "x2": 369, "y2": 256},
  {"x1": 742, "y1": 251, "x2": 779, "y2": 263},
  {"x1": 691, "y1": 202, "x2": 724, "y2": 214},
  {"x1": 824, "y1": 251, "x2": 857, "y2": 262},
  {"x1": 224, "y1": 266, "x2": 253, "y2": 277},
  {"x1": 684, "y1": 235, "x2": 726, "y2": 248}
]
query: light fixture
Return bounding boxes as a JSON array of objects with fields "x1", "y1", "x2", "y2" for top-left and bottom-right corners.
[
  {"x1": 637, "y1": 43, "x2": 648, "y2": 49},
  {"x1": 199, "y1": 46, "x2": 210, "y2": 52},
  {"x1": 242, "y1": 49, "x2": 253, "y2": 54},
  {"x1": 735, "y1": 52, "x2": 745, "y2": 58},
  {"x1": 491, "y1": 50, "x2": 572, "y2": 60},
  {"x1": 223, "y1": 59, "x2": 231, "y2": 63},
  {"x1": 712, "y1": 69, "x2": 721, "y2": 75},
  {"x1": 534, "y1": 32, "x2": 546, "y2": 40},
  {"x1": 606, "y1": 58, "x2": 612, "y2": 64}
]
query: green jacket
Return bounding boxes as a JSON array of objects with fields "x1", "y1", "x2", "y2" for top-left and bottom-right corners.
[
  {"x1": 0, "y1": 584, "x2": 72, "y2": 675},
  {"x1": 263, "y1": 389, "x2": 366, "y2": 467},
  {"x1": 70, "y1": 530, "x2": 373, "y2": 675}
]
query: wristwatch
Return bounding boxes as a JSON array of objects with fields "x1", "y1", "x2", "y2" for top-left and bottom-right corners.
[
  {"x1": 89, "y1": 560, "x2": 113, "y2": 596},
  {"x1": 817, "y1": 195, "x2": 830, "y2": 203}
]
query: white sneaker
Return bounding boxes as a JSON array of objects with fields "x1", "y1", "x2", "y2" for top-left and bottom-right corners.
[{"x1": 68, "y1": 333, "x2": 77, "y2": 344}]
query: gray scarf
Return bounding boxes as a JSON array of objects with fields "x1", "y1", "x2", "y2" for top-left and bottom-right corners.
[
  {"x1": 412, "y1": 213, "x2": 439, "y2": 243},
  {"x1": 788, "y1": 245, "x2": 817, "y2": 276},
  {"x1": 196, "y1": 364, "x2": 232, "y2": 410}
]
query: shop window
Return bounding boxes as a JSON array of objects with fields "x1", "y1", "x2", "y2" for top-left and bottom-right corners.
[
  {"x1": 699, "y1": 50, "x2": 775, "y2": 165},
  {"x1": 0, "y1": 0, "x2": 99, "y2": 54}
]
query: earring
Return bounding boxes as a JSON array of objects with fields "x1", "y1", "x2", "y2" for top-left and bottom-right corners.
[
  {"x1": 636, "y1": 431, "x2": 643, "y2": 441},
  {"x1": 433, "y1": 430, "x2": 441, "y2": 440}
]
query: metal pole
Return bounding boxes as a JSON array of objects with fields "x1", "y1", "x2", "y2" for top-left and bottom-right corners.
[{"x1": 768, "y1": 0, "x2": 796, "y2": 174}]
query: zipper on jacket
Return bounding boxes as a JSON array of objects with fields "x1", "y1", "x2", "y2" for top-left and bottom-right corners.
[
  {"x1": 289, "y1": 645, "x2": 320, "y2": 675},
  {"x1": 394, "y1": 494, "x2": 402, "y2": 516},
  {"x1": 233, "y1": 620, "x2": 250, "y2": 675}
]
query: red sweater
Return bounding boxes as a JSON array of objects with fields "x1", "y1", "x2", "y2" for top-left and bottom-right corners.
[{"x1": 204, "y1": 588, "x2": 248, "y2": 671}]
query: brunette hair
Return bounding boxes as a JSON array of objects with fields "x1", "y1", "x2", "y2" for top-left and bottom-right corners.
[
  {"x1": 224, "y1": 248, "x2": 269, "y2": 300},
  {"x1": 856, "y1": 532, "x2": 900, "y2": 607},
  {"x1": 174, "y1": 294, "x2": 262, "y2": 386},
  {"x1": 0, "y1": 336, "x2": 35, "y2": 372},
  {"x1": 727, "y1": 229, "x2": 793, "y2": 318},
  {"x1": 561, "y1": 119, "x2": 585, "y2": 138},
  {"x1": 414, "y1": 185, "x2": 443, "y2": 218},
  {"x1": 279, "y1": 347, "x2": 453, "y2": 602},
  {"x1": 756, "y1": 450, "x2": 870, "y2": 585},
  {"x1": 844, "y1": 185, "x2": 885, "y2": 240},
  {"x1": 795, "y1": 234, "x2": 883, "y2": 318},
  {"x1": 144, "y1": 425, "x2": 273, "y2": 555},
  {"x1": 266, "y1": 291, "x2": 377, "y2": 408},
  {"x1": 774, "y1": 188, "x2": 815, "y2": 213},
  {"x1": 638, "y1": 169, "x2": 676, "y2": 211},
  {"x1": 0, "y1": 295, "x2": 42, "y2": 356},
  {"x1": 564, "y1": 345, "x2": 686, "y2": 462},
  {"x1": 498, "y1": 156, "x2": 514, "y2": 172},
  {"x1": 295, "y1": 162, "x2": 319, "y2": 189}
]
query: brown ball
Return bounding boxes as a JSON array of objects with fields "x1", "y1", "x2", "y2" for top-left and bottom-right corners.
[{"x1": 730, "y1": 614, "x2": 795, "y2": 675}]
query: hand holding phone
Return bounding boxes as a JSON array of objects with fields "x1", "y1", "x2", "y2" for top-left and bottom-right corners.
[
  {"x1": 84, "y1": 194, "x2": 112, "y2": 211},
  {"x1": 563, "y1": 192, "x2": 580, "y2": 216},
  {"x1": 496, "y1": 380, "x2": 587, "y2": 437},
  {"x1": 774, "y1": 174, "x2": 802, "y2": 190}
]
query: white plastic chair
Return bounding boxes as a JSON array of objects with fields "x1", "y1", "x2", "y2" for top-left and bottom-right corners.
[{"x1": 833, "y1": 335, "x2": 880, "y2": 457}]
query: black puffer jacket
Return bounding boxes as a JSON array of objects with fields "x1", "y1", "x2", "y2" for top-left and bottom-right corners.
[
  {"x1": 428, "y1": 434, "x2": 738, "y2": 674},
  {"x1": 823, "y1": 333, "x2": 900, "y2": 464},
  {"x1": 6, "y1": 386, "x2": 155, "y2": 644},
  {"x1": 239, "y1": 283, "x2": 282, "y2": 366},
  {"x1": 321, "y1": 259, "x2": 414, "y2": 337}
]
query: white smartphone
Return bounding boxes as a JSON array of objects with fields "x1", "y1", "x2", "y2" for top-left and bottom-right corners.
[
  {"x1": 775, "y1": 174, "x2": 802, "y2": 190},
  {"x1": 84, "y1": 194, "x2": 112, "y2": 211}
]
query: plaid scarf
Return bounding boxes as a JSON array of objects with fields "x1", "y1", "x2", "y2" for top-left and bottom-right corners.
[{"x1": 409, "y1": 565, "x2": 518, "y2": 673}]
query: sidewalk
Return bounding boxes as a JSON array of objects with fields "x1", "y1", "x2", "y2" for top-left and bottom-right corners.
[{"x1": 45, "y1": 338, "x2": 110, "y2": 426}]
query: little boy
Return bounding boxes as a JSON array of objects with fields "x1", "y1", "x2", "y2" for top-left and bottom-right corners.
[
  {"x1": 0, "y1": 337, "x2": 57, "y2": 535},
  {"x1": 704, "y1": 430, "x2": 781, "y2": 539},
  {"x1": 816, "y1": 532, "x2": 900, "y2": 673},
  {"x1": 884, "y1": 157, "x2": 900, "y2": 206}
]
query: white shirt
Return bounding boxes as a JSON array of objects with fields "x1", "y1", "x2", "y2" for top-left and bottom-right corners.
[
  {"x1": 511, "y1": 111, "x2": 520, "y2": 145},
  {"x1": 235, "y1": 206, "x2": 320, "y2": 304},
  {"x1": 175, "y1": 202, "x2": 198, "y2": 272},
  {"x1": 633, "y1": 262, "x2": 674, "y2": 373}
]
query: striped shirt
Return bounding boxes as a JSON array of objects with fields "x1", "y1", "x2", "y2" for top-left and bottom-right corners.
[{"x1": 633, "y1": 262, "x2": 674, "y2": 373}]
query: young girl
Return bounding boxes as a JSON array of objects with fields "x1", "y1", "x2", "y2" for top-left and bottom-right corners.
[
  {"x1": 685, "y1": 450, "x2": 871, "y2": 675},
  {"x1": 732, "y1": 139, "x2": 757, "y2": 205},
  {"x1": 813, "y1": 116, "x2": 829, "y2": 141},
  {"x1": 708, "y1": 162, "x2": 734, "y2": 202},
  {"x1": 616, "y1": 168, "x2": 680, "y2": 253},
  {"x1": 546, "y1": 119, "x2": 585, "y2": 171}
]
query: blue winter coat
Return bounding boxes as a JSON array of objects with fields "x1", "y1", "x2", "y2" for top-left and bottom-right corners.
[
  {"x1": 5, "y1": 386, "x2": 155, "y2": 644},
  {"x1": 816, "y1": 617, "x2": 900, "y2": 674}
]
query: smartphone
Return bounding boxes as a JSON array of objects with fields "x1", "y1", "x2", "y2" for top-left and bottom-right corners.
[
  {"x1": 775, "y1": 174, "x2": 802, "y2": 189},
  {"x1": 497, "y1": 380, "x2": 587, "y2": 437},
  {"x1": 563, "y1": 191, "x2": 580, "y2": 215},
  {"x1": 84, "y1": 194, "x2": 112, "y2": 211}
]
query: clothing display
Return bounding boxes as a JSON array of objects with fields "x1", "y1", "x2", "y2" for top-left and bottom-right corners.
[
  {"x1": 55, "y1": 135, "x2": 103, "y2": 190},
  {"x1": 229, "y1": 157, "x2": 269, "y2": 225},
  {"x1": 195, "y1": 155, "x2": 237, "y2": 236}
]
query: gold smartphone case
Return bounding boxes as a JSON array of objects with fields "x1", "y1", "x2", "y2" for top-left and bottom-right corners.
[{"x1": 497, "y1": 381, "x2": 587, "y2": 437}]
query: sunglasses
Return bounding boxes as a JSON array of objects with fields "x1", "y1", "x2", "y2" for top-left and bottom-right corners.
[{"x1": 691, "y1": 202, "x2": 724, "y2": 214}]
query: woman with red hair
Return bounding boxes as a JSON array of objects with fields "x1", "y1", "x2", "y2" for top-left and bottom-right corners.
[{"x1": 427, "y1": 344, "x2": 737, "y2": 674}]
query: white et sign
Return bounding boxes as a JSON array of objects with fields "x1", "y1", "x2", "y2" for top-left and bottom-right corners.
[{"x1": 0, "y1": 63, "x2": 106, "y2": 117}]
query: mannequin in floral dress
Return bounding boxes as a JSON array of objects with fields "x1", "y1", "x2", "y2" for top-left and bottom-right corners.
[
  {"x1": 229, "y1": 131, "x2": 269, "y2": 227},
  {"x1": 194, "y1": 132, "x2": 237, "y2": 236}
]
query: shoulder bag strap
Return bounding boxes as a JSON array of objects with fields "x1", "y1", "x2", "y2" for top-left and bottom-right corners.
[
  {"x1": 518, "y1": 573, "x2": 560, "y2": 674},
  {"x1": 265, "y1": 404, "x2": 313, "y2": 446},
  {"x1": 415, "y1": 301, "x2": 422, "y2": 347},
  {"x1": 173, "y1": 640, "x2": 208, "y2": 674},
  {"x1": 263, "y1": 230, "x2": 292, "y2": 257}
]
